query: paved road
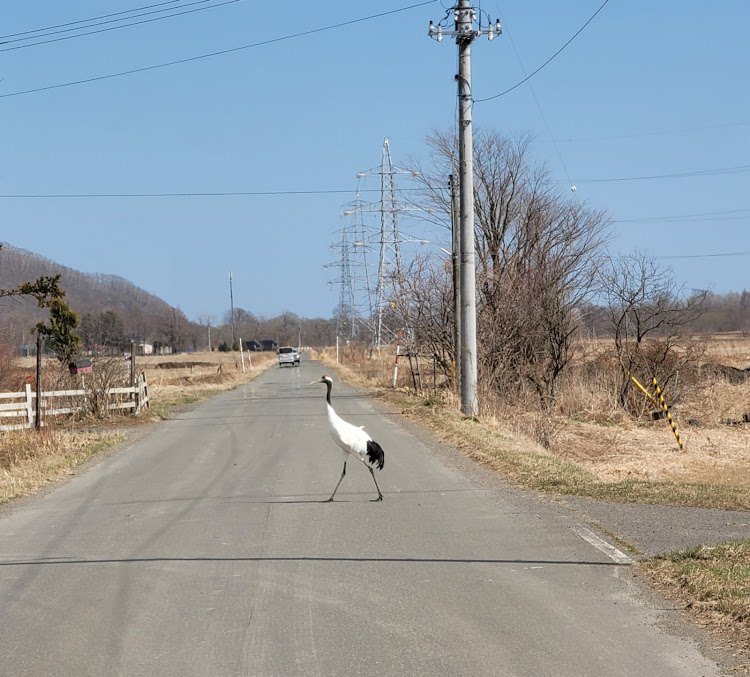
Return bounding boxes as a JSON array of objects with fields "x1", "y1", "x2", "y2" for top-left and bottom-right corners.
[{"x1": 0, "y1": 359, "x2": 728, "y2": 676}]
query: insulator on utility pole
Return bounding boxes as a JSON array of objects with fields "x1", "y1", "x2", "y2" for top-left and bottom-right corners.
[{"x1": 428, "y1": 1, "x2": 498, "y2": 417}]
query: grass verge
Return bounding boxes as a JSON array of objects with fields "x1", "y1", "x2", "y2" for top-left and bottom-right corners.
[
  {"x1": 639, "y1": 542, "x2": 750, "y2": 666},
  {"x1": 378, "y1": 387, "x2": 750, "y2": 511},
  {"x1": 0, "y1": 428, "x2": 124, "y2": 505}
]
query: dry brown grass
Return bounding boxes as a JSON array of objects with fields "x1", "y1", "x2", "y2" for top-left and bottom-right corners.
[{"x1": 0, "y1": 427, "x2": 123, "y2": 505}]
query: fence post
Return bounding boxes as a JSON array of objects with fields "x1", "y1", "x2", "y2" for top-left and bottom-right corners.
[
  {"x1": 140, "y1": 372, "x2": 149, "y2": 410},
  {"x1": 25, "y1": 383, "x2": 33, "y2": 429},
  {"x1": 414, "y1": 353, "x2": 423, "y2": 393},
  {"x1": 407, "y1": 353, "x2": 418, "y2": 393}
]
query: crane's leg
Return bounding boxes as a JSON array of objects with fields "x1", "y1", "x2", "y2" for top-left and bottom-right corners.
[
  {"x1": 324, "y1": 461, "x2": 346, "y2": 502},
  {"x1": 368, "y1": 466, "x2": 384, "y2": 502}
]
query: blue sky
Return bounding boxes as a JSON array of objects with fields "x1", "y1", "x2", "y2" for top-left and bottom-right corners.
[{"x1": 1, "y1": 0, "x2": 748, "y2": 322}]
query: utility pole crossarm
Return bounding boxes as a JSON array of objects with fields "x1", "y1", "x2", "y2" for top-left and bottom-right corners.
[{"x1": 428, "y1": 1, "x2": 499, "y2": 417}]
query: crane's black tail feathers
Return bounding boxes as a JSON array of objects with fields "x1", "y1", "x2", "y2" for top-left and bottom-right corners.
[{"x1": 366, "y1": 440, "x2": 385, "y2": 470}]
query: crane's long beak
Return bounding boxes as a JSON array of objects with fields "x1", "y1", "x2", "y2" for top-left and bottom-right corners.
[{"x1": 309, "y1": 379, "x2": 322, "y2": 385}]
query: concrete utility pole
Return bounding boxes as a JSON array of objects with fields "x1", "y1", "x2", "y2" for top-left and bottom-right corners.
[
  {"x1": 229, "y1": 270, "x2": 235, "y2": 349},
  {"x1": 429, "y1": 2, "x2": 500, "y2": 417},
  {"x1": 449, "y1": 173, "x2": 461, "y2": 398}
]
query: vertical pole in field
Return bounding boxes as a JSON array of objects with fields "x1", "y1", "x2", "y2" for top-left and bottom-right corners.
[
  {"x1": 229, "y1": 270, "x2": 235, "y2": 349},
  {"x1": 35, "y1": 332, "x2": 42, "y2": 430},
  {"x1": 428, "y1": 2, "x2": 499, "y2": 416},
  {"x1": 130, "y1": 340, "x2": 137, "y2": 412},
  {"x1": 130, "y1": 340, "x2": 136, "y2": 388},
  {"x1": 392, "y1": 330, "x2": 402, "y2": 388},
  {"x1": 239, "y1": 337, "x2": 245, "y2": 373},
  {"x1": 449, "y1": 173, "x2": 461, "y2": 397}
]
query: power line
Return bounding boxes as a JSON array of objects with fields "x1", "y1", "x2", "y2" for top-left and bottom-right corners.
[
  {"x1": 613, "y1": 207, "x2": 750, "y2": 224},
  {"x1": 558, "y1": 163, "x2": 750, "y2": 184},
  {"x1": 0, "y1": 0, "x2": 185, "y2": 40},
  {"x1": 474, "y1": 0, "x2": 612, "y2": 103},
  {"x1": 0, "y1": 1, "x2": 237, "y2": 53},
  {"x1": 656, "y1": 251, "x2": 750, "y2": 260},
  {"x1": 0, "y1": 1, "x2": 437, "y2": 99},
  {"x1": 550, "y1": 120, "x2": 750, "y2": 144},
  {"x1": 0, "y1": 188, "x2": 423, "y2": 199}
]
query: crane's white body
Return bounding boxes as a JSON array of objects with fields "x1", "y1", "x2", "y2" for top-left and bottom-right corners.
[
  {"x1": 312, "y1": 375, "x2": 385, "y2": 501},
  {"x1": 326, "y1": 402, "x2": 371, "y2": 461}
]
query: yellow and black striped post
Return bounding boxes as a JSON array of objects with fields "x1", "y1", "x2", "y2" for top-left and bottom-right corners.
[{"x1": 651, "y1": 377, "x2": 683, "y2": 450}]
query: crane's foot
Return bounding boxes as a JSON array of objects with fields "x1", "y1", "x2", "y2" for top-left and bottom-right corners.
[
  {"x1": 322, "y1": 497, "x2": 335, "y2": 503},
  {"x1": 371, "y1": 495, "x2": 383, "y2": 502}
]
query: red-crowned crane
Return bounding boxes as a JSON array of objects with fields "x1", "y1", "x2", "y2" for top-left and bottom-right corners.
[{"x1": 311, "y1": 375, "x2": 385, "y2": 502}]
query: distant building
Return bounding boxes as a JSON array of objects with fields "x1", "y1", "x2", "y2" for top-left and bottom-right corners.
[
  {"x1": 260, "y1": 339, "x2": 278, "y2": 352},
  {"x1": 138, "y1": 342, "x2": 154, "y2": 355},
  {"x1": 245, "y1": 340, "x2": 262, "y2": 352},
  {"x1": 152, "y1": 341, "x2": 173, "y2": 355}
]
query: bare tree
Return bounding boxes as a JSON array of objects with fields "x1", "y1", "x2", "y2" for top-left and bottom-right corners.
[
  {"x1": 597, "y1": 250, "x2": 706, "y2": 410},
  {"x1": 408, "y1": 129, "x2": 611, "y2": 405},
  {"x1": 388, "y1": 255, "x2": 454, "y2": 374}
]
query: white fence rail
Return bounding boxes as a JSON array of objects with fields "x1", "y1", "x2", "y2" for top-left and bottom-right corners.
[{"x1": 0, "y1": 373, "x2": 149, "y2": 432}]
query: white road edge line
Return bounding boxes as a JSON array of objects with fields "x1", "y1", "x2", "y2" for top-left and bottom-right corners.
[{"x1": 572, "y1": 526, "x2": 634, "y2": 565}]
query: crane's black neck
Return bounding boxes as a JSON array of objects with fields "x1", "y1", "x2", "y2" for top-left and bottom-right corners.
[{"x1": 325, "y1": 379, "x2": 332, "y2": 405}]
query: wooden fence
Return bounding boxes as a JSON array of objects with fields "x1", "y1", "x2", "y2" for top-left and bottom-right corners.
[{"x1": 0, "y1": 372, "x2": 149, "y2": 432}]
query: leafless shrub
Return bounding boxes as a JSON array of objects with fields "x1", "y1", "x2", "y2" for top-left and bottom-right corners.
[
  {"x1": 83, "y1": 356, "x2": 131, "y2": 418},
  {"x1": 596, "y1": 250, "x2": 707, "y2": 411},
  {"x1": 387, "y1": 255, "x2": 454, "y2": 377}
]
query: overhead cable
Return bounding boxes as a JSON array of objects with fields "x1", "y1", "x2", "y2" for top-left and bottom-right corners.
[
  {"x1": 0, "y1": 0, "x2": 186, "y2": 40},
  {"x1": 0, "y1": 1, "x2": 437, "y2": 99},
  {"x1": 0, "y1": 1, "x2": 240, "y2": 53},
  {"x1": 474, "y1": 0, "x2": 612, "y2": 103},
  {"x1": 558, "y1": 163, "x2": 750, "y2": 184}
]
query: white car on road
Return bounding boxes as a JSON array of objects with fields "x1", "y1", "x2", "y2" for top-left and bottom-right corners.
[{"x1": 278, "y1": 346, "x2": 300, "y2": 367}]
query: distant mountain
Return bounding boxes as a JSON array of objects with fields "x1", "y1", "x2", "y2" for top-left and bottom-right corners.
[{"x1": 0, "y1": 242, "x2": 192, "y2": 346}]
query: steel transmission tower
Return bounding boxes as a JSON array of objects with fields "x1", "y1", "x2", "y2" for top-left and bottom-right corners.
[
  {"x1": 357, "y1": 138, "x2": 416, "y2": 353},
  {"x1": 428, "y1": 2, "x2": 500, "y2": 416},
  {"x1": 329, "y1": 225, "x2": 357, "y2": 340}
]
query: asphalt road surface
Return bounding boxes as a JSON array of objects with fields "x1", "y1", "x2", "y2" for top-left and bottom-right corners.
[{"x1": 0, "y1": 359, "x2": 728, "y2": 676}]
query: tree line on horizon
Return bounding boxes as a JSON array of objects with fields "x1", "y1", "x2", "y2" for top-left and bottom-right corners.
[{"x1": 0, "y1": 243, "x2": 337, "y2": 355}]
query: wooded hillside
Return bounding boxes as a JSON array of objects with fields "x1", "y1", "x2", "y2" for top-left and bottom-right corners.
[{"x1": 0, "y1": 242, "x2": 337, "y2": 351}]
